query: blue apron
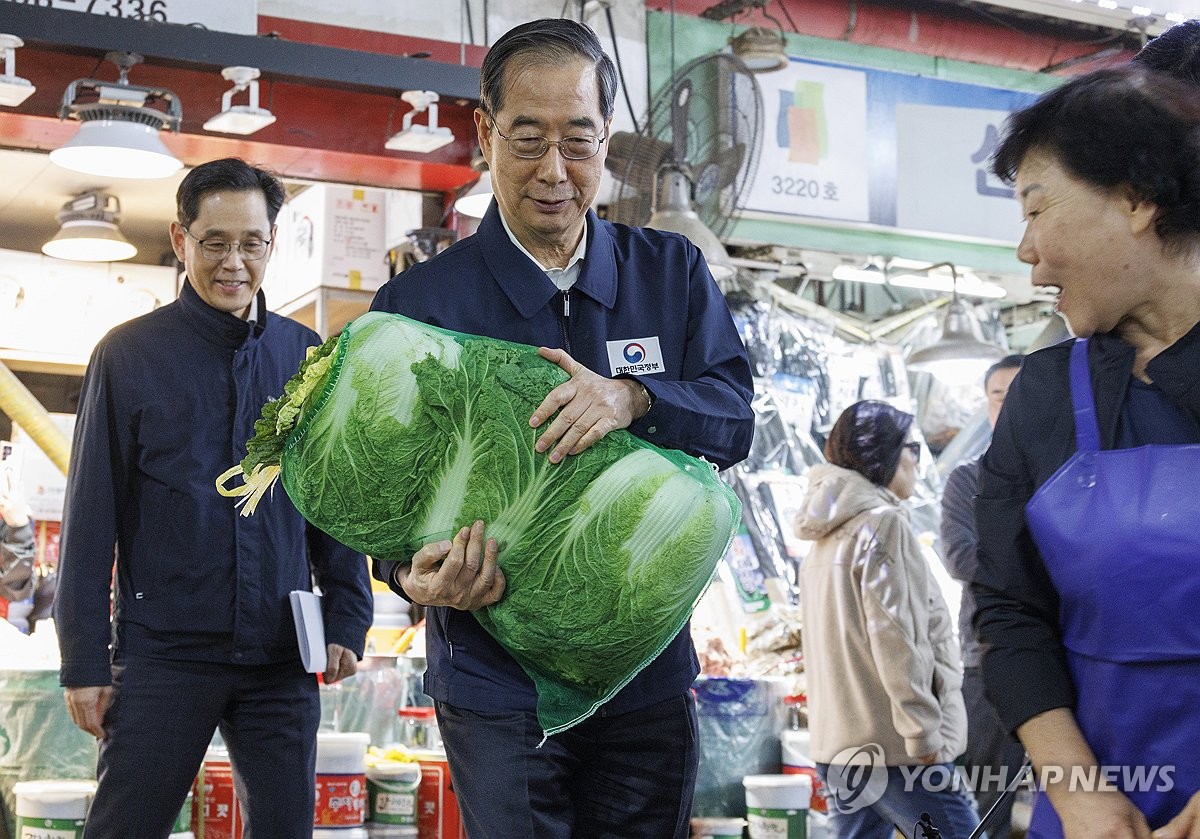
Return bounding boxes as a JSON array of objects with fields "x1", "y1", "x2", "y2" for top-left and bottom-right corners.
[{"x1": 1023, "y1": 338, "x2": 1200, "y2": 838}]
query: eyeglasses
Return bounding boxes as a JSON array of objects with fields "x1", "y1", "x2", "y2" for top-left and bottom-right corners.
[
  {"x1": 183, "y1": 227, "x2": 272, "y2": 262},
  {"x1": 902, "y1": 441, "x2": 922, "y2": 458},
  {"x1": 491, "y1": 123, "x2": 606, "y2": 160}
]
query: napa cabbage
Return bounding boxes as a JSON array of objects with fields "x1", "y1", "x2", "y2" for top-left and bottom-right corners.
[{"x1": 218, "y1": 311, "x2": 741, "y2": 735}]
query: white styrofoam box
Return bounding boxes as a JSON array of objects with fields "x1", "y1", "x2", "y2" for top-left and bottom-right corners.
[{"x1": 280, "y1": 184, "x2": 390, "y2": 295}]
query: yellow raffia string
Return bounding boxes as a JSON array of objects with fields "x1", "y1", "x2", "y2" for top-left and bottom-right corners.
[{"x1": 215, "y1": 463, "x2": 282, "y2": 517}]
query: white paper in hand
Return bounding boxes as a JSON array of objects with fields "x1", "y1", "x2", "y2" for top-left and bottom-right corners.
[{"x1": 289, "y1": 590, "x2": 327, "y2": 674}]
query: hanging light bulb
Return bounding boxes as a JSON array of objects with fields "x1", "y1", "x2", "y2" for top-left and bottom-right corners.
[
  {"x1": 50, "y1": 51, "x2": 182, "y2": 180},
  {"x1": 647, "y1": 166, "x2": 736, "y2": 281},
  {"x1": 906, "y1": 266, "x2": 1007, "y2": 386},
  {"x1": 42, "y1": 190, "x2": 138, "y2": 262}
]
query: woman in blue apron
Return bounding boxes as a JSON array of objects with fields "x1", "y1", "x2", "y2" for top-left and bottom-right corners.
[{"x1": 973, "y1": 66, "x2": 1200, "y2": 838}]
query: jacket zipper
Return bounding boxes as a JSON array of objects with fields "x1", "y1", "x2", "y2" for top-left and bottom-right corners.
[{"x1": 558, "y1": 290, "x2": 572, "y2": 353}]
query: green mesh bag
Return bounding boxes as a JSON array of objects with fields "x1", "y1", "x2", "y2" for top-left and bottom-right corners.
[{"x1": 218, "y1": 311, "x2": 740, "y2": 735}]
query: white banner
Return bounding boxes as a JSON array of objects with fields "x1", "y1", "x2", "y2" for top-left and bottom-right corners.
[{"x1": 744, "y1": 60, "x2": 870, "y2": 223}]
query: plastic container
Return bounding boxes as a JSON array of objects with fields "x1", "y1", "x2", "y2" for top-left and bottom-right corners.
[
  {"x1": 315, "y1": 731, "x2": 370, "y2": 827},
  {"x1": 192, "y1": 746, "x2": 244, "y2": 839},
  {"x1": 691, "y1": 815, "x2": 747, "y2": 838},
  {"x1": 173, "y1": 789, "x2": 194, "y2": 834},
  {"x1": 414, "y1": 750, "x2": 466, "y2": 839},
  {"x1": 13, "y1": 779, "x2": 96, "y2": 837},
  {"x1": 744, "y1": 774, "x2": 811, "y2": 839},
  {"x1": 367, "y1": 614, "x2": 412, "y2": 655},
  {"x1": 396, "y1": 706, "x2": 441, "y2": 750},
  {"x1": 367, "y1": 759, "x2": 421, "y2": 826},
  {"x1": 780, "y1": 728, "x2": 829, "y2": 814}
]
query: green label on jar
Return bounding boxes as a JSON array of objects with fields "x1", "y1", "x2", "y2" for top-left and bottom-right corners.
[
  {"x1": 368, "y1": 778, "x2": 418, "y2": 825},
  {"x1": 17, "y1": 816, "x2": 86, "y2": 839},
  {"x1": 746, "y1": 806, "x2": 807, "y2": 839}
]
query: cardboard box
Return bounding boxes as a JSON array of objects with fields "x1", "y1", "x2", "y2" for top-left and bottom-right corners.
[{"x1": 279, "y1": 184, "x2": 389, "y2": 295}]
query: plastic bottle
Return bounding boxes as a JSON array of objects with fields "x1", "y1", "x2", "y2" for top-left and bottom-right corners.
[
  {"x1": 781, "y1": 693, "x2": 833, "y2": 839},
  {"x1": 396, "y1": 706, "x2": 441, "y2": 751}
]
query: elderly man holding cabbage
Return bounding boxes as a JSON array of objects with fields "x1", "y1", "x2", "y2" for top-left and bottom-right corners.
[{"x1": 369, "y1": 18, "x2": 754, "y2": 839}]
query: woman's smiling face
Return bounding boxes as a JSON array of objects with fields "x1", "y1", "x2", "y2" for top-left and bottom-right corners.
[{"x1": 1014, "y1": 149, "x2": 1154, "y2": 338}]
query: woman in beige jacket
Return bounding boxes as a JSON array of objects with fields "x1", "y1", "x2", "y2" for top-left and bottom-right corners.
[{"x1": 796, "y1": 400, "x2": 981, "y2": 839}]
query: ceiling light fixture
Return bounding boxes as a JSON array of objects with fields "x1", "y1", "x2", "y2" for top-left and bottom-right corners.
[
  {"x1": 648, "y1": 167, "x2": 737, "y2": 281},
  {"x1": 904, "y1": 262, "x2": 1007, "y2": 386},
  {"x1": 203, "y1": 66, "x2": 276, "y2": 135},
  {"x1": 888, "y1": 265, "x2": 1007, "y2": 299},
  {"x1": 385, "y1": 90, "x2": 455, "y2": 153},
  {"x1": 454, "y1": 155, "x2": 493, "y2": 219},
  {"x1": 41, "y1": 190, "x2": 138, "y2": 262},
  {"x1": 0, "y1": 34, "x2": 35, "y2": 107},
  {"x1": 50, "y1": 51, "x2": 182, "y2": 179},
  {"x1": 729, "y1": 12, "x2": 789, "y2": 74},
  {"x1": 831, "y1": 260, "x2": 886, "y2": 284}
]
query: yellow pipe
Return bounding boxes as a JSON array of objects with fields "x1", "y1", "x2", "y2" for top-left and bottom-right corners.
[{"x1": 0, "y1": 360, "x2": 71, "y2": 476}]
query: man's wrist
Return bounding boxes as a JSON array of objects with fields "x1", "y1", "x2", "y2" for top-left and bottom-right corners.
[
  {"x1": 391, "y1": 562, "x2": 411, "y2": 592},
  {"x1": 635, "y1": 380, "x2": 653, "y2": 418}
]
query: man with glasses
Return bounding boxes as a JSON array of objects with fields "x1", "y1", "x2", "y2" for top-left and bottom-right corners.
[
  {"x1": 370, "y1": 17, "x2": 754, "y2": 839},
  {"x1": 55, "y1": 157, "x2": 373, "y2": 838}
]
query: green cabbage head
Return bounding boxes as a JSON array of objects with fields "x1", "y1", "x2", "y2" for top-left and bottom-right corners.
[{"x1": 218, "y1": 311, "x2": 741, "y2": 735}]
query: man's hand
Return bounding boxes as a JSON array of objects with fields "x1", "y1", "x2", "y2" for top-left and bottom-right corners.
[
  {"x1": 1152, "y1": 791, "x2": 1200, "y2": 839},
  {"x1": 530, "y1": 347, "x2": 648, "y2": 463},
  {"x1": 64, "y1": 685, "x2": 113, "y2": 739},
  {"x1": 399, "y1": 520, "x2": 505, "y2": 610},
  {"x1": 324, "y1": 643, "x2": 358, "y2": 684}
]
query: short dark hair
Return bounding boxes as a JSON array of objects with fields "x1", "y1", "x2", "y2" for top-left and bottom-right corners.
[
  {"x1": 992, "y1": 66, "x2": 1200, "y2": 253},
  {"x1": 1135, "y1": 19, "x2": 1200, "y2": 86},
  {"x1": 480, "y1": 18, "x2": 618, "y2": 123},
  {"x1": 176, "y1": 158, "x2": 286, "y2": 229},
  {"x1": 984, "y1": 354, "x2": 1024, "y2": 390},
  {"x1": 824, "y1": 400, "x2": 915, "y2": 488}
]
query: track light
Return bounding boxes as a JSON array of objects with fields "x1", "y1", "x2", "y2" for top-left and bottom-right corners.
[
  {"x1": 386, "y1": 90, "x2": 455, "y2": 153},
  {"x1": 50, "y1": 51, "x2": 182, "y2": 180},
  {"x1": 0, "y1": 34, "x2": 35, "y2": 107},
  {"x1": 42, "y1": 190, "x2": 138, "y2": 262},
  {"x1": 203, "y1": 66, "x2": 276, "y2": 135}
]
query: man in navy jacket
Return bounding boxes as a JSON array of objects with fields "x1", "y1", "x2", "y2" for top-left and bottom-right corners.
[
  {"x1": 371, "y1": 19, "x2": 754, "y2": 839},
  {"x1": 55, "y1": 158, "x2": 373, "y2": 839}
]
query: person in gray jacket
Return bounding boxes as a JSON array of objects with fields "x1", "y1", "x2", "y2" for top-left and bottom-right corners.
[
  {"x1": 797, "y1": 400, "x2": 981, "y2": 839},
  {"x1": 940, "y1": 355, "x2": 1025, "y2": 838}
]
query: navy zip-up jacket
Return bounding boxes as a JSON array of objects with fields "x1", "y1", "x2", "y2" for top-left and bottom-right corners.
[
  {"x1": 56, "y1": 279, "x2": 373, "y2": 687},
  {"x1": 370, "y1": 204, "x2": 754, "y2": 716}
]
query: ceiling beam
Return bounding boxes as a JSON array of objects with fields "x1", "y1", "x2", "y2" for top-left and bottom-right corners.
[{"x1": 0, "y1": 3, "x2": 481, "y2": 101}]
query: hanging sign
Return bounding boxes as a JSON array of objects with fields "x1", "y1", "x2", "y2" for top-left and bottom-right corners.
[
  {"x1": 0, "y1": 0, "x2": 258, "y2": 35},
  {"x1": 744, "y1": 57, "x2": 1042, "y2": 244}
]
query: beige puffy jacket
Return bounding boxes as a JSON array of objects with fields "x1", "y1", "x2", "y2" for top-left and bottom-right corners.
[{"x1": 796, "y1": 463, "x2": 966, "y2": 765}]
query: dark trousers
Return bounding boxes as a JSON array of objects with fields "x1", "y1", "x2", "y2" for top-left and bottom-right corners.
[
  {"x1": 435, "y1": 692, "x2": 699, "y2": 839},
  {"x1": 962, "y1": 666, "x2": 1027, "y2": 839},
  {"x1": 83, "y1": 654, "x2": 320, "y2": 839}
]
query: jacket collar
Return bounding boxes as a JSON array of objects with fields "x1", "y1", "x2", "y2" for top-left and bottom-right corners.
[
  {"x1": 1087, "y1": 332, "x2": 1136, "y2": 447},
  {"x1": 177, "y1": 277, "x2": 265, "y2": 349},
  {"x1": 476, "y1": 203, "x2": 617, "y2": 318}
]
